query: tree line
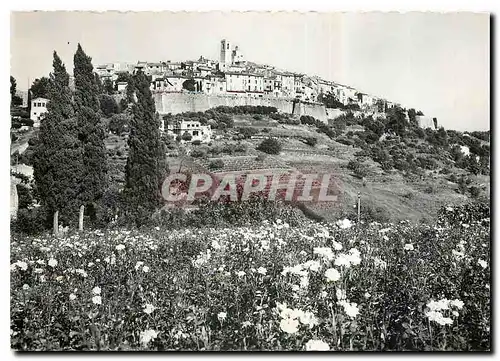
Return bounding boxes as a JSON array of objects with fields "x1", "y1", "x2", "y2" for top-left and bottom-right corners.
[{"x1": 31, "y1": 44, "x2": 167, "y2": 235}]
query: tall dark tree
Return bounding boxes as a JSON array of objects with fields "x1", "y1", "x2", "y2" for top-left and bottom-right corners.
[
  {"x1": 10, "y1": 76, "x2": 17, "y2": 99},
  {"x1": 103, "y1": 78, "x2": 114, "y2": 95},
  {"x1": 33, "y1": 52, "x2": 83, "y2": 233},
  {"x1": 73, "y1": 43, "x2": 108, "y2": 224},
  {"x1": 30, "y1": 77, "x2": 50, "y2": 99},
  {"x1": 124, "y1": 70, "x2": 167, "y2": 223}
]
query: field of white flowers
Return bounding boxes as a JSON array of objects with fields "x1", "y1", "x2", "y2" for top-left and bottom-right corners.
[{"x1": 10, "y1": 212, "x2": 490, "y2": 351}]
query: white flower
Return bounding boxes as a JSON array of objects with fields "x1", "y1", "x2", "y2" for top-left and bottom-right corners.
[
  {"x1": 347, "y1": 248, "x2": 361, "y2": 265},
  {"x1": 211, "y1": 240, "x2": 221, "y2": 250},
  {"x1": 336, "y1": 288, "x2": 347, "y2": 300},
  {"x1": 142, "y1": 266, "x2": 150, "y2": 273},
  {"x1": 140, "y1": 329, "x2": 159, "y2": 346},
  {"x1": 336, "y1": 218, "x2": 353, "y2": 229},
  {"x1": 320, "y1": 291, "x2": 328, "y2": 298},
  {"x1": 279, "y1": 318, "x2": 299, "y2": 334},
  {"x1": 404, "y1": 244, "x2": 414, "y2": 251},
  {"x1": 236, "y1": 271, "x2": 246, "y2": 277},
  {"x1": 75, "y1": 269, "x2": 88, "y2": 278},
  {"x1": 452, "y1": 311, "x2": 459, "y2": 317},
  {"x1": 339, "y1": 301, "x2": 359, "y2": 319},
  {"x1": 92, "y1": 296, "x2": 102, "y2": 305},
  {"x1": 334, "y1": 254, "x2": 351, "y2": 268},
  {"x1": 135, "y1": 261, "x2": 144, "y2": 271},
  {"x1": 22, "y1": 284, "x2": 30, "y2": 291},
  {"x1": 305, "y1": 260, "x2": 321, "y2": 272},
  {"x1": 426, "y1": 310, "x2": 442, "y2": 322},
  {"x1": 143, "y1": 303, "x2": 156, "y2": 315},
  {"x1": 15, "y1": 261, "x2": 28, "y2": 271},
  {"x1": 331, "y1": 241, "x2": 343, "y2": 251},
  {"x1": 305, "y1": 339, "x2": 330, "y2": 351},
  {"x1": 257, "y1": 267, "x2": 267, "y2": 275},
  {"x1": 299, "y1": 311, "x2": 318, "y2": 328},
  {"x1": 92, "y1": 286, "x2": 101, "y2": 295},
  {"x1": 478, "y1": 259, "x2": 488, "y2": 269},
  {"x1": 427, "y1": 299, "x2": 449, "y2": 312},
  {"x1": 217, "y1": 312, "x2": 227, "y2": 321},
  {"x1": 69, "y1": 293, "x2": 77, "y2": 301},
  {"x1": 299, "y1": 250, "x2": 307, "y2": 256},
  {"x1": 450, "y1": 299, "x2": 464, "y2": 309},
  {"x1": 364, "y1": 292, "x2": 371, "y2": 299},
  {"x1": 242, "y1": 321, "x2": 252, "y2": 328},
  {"x1": 34, "y1": 268, "x2": 43, "y2": 274},
  {"x1": 313, "y1": 247, "x2": 335, "y2": 261},
  {"x1": 56, "y1": 275, "x2": 64, "y2": 282},
  {"x1": 48, "y1": 258, "x2": 58, "y2": 268},
  {"x1": 325, "y1": 268, "x2": 341, "y2": 282},
  {"x1": 115, "y1": 244, "x2": 125, "y2": 251}
]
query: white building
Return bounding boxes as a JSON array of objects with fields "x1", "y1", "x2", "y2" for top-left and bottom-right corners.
[
  {"x1": 117, "y1": 82, "x2": 128, "y2": 92},
  {"x1": 30, "y1": 97, "x2": 49, "y2": 127},
  {"x1": 231, "y1": 45, "x2": 244, "y2": 64},
  {"x1": 225, "y1": 72, "x2": 264, "y2": 93},
  {"x1": 166, "y1": 120, "x2": 212, "y2": 143}
]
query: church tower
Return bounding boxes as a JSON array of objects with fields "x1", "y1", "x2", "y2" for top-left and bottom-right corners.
[{"x1": 220, "y1": 39, "x2": 231, "y2": 67}]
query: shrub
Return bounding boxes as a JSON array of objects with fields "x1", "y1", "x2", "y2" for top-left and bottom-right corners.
[
  {"x1": 252, "y1": 114, "x2": 263, "y2": 121},
  {"x1": 16, "y1": 184, "x2": 33, "y2": 209},
  {"x1": 238, "y1": 127, "x2": 259, "y2": 139},
  {"x1": 469, "y1": 186, "x2": 481, "y2": 199},
  {"x1": 208, "y1": 159, "x2": 225, "y2": 171},
  {"x1": 181, "y1": 132, "x2": 193, "y2": 142},
  {"x1": 99, "y1": 94, "x2": 119, "y2": 117},
  {"x1": 108, "y1": 114, "x2": 130, "y2": 135},
  {"x1": 257, "y1": 138, "x2": 282, "y2": 155},
  {"x1": 303, "y1": 137, "x2": 318, "y2": 147},
  {"x1": 347, "y1": 160, "x2": 369, "y2": 179},
  {"x1": 192, "y1": 140, "x2": 201, "y2": 146},
  {"x1": 11, "y1": 207, "x2": 48, "y2": 234},
  {"x1": 190, "y1": 149, "x2": 205, "y2": 158}
]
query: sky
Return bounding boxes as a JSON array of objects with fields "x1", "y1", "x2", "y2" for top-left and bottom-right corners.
[{"x1": 10, "y1": 11, "x2": 490, "y2": 131}]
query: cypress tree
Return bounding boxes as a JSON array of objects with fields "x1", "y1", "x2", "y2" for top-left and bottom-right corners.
[
  {"x1": 124, "y1": 70, "x2": 167, "y2": 223},
  {"x1": 33, "y1": 52, "x2": 83, "y2": 233},
  {"x1": 73, "y1": 44, "x2": 108, "y2": 224}
]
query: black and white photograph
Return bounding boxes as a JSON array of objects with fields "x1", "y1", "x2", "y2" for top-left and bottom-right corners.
[{"x1": 8, "y1": 7, "x2": 490, "y2": 352}]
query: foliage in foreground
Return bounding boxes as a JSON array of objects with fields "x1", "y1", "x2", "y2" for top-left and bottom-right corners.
[{"x1": 11, "y1": 211, "x2": 490, "y2": 351}]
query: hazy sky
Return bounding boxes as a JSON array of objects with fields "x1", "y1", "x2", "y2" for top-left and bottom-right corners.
[{"x1": 10, "y1": 11, "x2": 490, "y2": 131}]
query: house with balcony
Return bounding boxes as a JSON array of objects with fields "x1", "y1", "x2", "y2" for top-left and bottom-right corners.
[{"x1": 166, "y1": 120, "x2": 212, "y2": 143}]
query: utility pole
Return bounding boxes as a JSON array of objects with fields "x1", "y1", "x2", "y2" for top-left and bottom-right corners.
[{"x1": 357, "y1": 192, "x2": 361, "y2": 225}]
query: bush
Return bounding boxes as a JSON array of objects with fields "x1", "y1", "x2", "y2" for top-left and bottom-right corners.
[
  {"x1": 208, "y1": 159, "x2": 225, "y2": 171},
  {"x1": 347, "y1": 160, "x2": 369, "y2": 179},
  {"x1": 469, "y1": 186, "x2": 481, "y2": 199},
  {"x1": 11, "y1": 207, "x2": 48, "y2": 234},
  {"x1": 192, "y1": 140, "x2": 201, "y2": 146},
  {"x1": 257, "y1": 138, "x2": 282, "y2": 155},
  {"x1": 252, "y1": 114, "x2": 263, "y2": 121},
  {"x1": 99, "y1": 94, "x2": 119, "y2": 117},
  {"x1": 108, "y1": 114, "x2": 130, "y2": 135},
  {"x1": 238, "y1": 127, "x2": 259, "y2": 139},
  {"x1": 16, "y1": 184, "x2": 33, "y2": 209},
  {"x1": 181, "y1": 132, "x2": 193, "y2": 142},
  {"x1": 303, "y1": 137, "x2": 318, "y2": 147},
  {"x1": 190, "y1": 149, "x2": 206, "y2": 158}
]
